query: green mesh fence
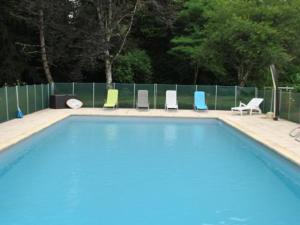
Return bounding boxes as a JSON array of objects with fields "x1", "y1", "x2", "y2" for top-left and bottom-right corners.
[
  {"x1": 35, "y1": 85, "x2": 43, "y2": 111},
  {"x1": 1, "y1": 83, "x2": 300, "y2": 124},
  {"x1": 74, "y1": 83, "x2": 94, "y2": 107},
  {"x1": 18, "y1": 86, "x2": 28, "y2": 114},
  {"x1": 288, "y1": 92, "x2": 300, "y2": 123},
  {"x1": 279, "y1": 91, "x2": 290, "y2": 121},
  {"x1": 216, "y1": 86, "x2": 235, "y2": 110},
  {"x1": 156, "y1": 84, "x2": 176, "y2": 109},
  {"x1": 54, "y1": 83, "x2": 73, "y2": 95},
  {"x1": 135, "y1": 84, "x2": 155, "y2": 108},
  {"x1": 94, "y1": 83, "x2": 107, "y2": 107},
  {"x1": 6, "y1": 87, "x2": 17, "y2": 120},
  {"x1": 177, "y1": 85, "x2": 196, "y2": 109},
  {"x1": 261, "y1": 89, "x2": 273, "y2": 113},
  {"x1": 0, "y1": 87, "x2": 7, "y2": 122},
  {"x1": 237, "y1": 87, "x2": 256, "y2": 106},
  {"x1": 114, "y1": 83, "x2": 134, "y2": 108},
  {"x1": 197, "y1": 85, "x2": 216, "y2": 109},
  {"x1": 43, "y1": 84, "x2": 49, "y2": 108},
  {"x1": 27, "y1": 85, "x2": 36, "y2": 113}
]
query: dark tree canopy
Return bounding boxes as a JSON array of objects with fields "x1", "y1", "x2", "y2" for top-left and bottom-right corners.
[{"x1": 1, "y1": 0, "x2": 300, "y2": 88}]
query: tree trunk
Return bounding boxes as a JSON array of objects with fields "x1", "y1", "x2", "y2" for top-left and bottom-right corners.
[
  {"x1": 39, "y1": 8, "x2": 53, "y2": 83},
  {"x1": 237, "y1": 65, "x2": 250, "y2": 87},
  {"x1": 105, "y1": 51, "x2": 113, "y2": 85}
]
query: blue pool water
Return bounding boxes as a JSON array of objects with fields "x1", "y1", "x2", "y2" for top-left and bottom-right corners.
[{"x1": 0, "y1": 116, "x2": 300, "y2": 225}]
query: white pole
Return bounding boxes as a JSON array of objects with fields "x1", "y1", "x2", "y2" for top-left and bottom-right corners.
[
  {"x1": 15, "y1": 85, "x2": 19, "y2": 109},
  {"x1": 154, "y1": 84, "x2": 157, "y2": 109},
  {"x1": 47, "y1": 83, "x2": 50, "y2": 108},
  {"x1": 288, "y1": 91, "x2": 291, "y2": 120},
  {"x1": 235, "y1": 86, "x2": 237, "y2": 107},
  {"x1": 133, "y1": 83, "x2": 136, "y2": 108},
  {"x1": 41, "y1": 84, "x2": 44, "y2": 108},
  {"x1": 34, "y1": 84, "x2": 37, "y2": 111},
  {"x1": 72, "y1": 82, "x2": 75, "y2": 96},
  {"x1": 26, "y1": 85, "x2": 29, "y2": 113},
  {"x1": 215, "y1": 85, "x2": 218, "y2": 110},
  {"x1": 5, "y1": 86, "x2": 9, "y2": 120},
  {"x1": 92, "y1": 83, "x2": 95, "y2": 108}
]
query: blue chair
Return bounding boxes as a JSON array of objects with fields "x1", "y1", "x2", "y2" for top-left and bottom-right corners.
[{"x1": 194, "y1": 91, "x2": 208, "y2": 111}]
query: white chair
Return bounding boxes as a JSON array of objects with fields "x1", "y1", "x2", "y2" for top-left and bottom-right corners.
[
  {"x1": 165, "y1": 90, "x2": 178, "y2": 110},
  {"x1": 231, "y1": 98, "x2": 264, "y2": 115}
]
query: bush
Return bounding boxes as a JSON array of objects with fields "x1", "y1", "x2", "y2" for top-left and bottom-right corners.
[{"x1": 113, "y1": 49, "x2": 152, "y2": 83}]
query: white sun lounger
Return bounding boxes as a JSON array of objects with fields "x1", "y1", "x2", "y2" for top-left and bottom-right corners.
[
  {"x1": 231, "y1": 98, "x2": 264, "y2": 116},
  {"x1": 165, "y1": 90, "x2": 178, "y2": 110}
]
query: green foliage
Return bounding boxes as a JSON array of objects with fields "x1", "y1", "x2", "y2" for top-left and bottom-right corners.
[
  {"x1": 171, "y1": 0, "x2": 300, "y2": 86},
  {"x1": 113, "y1": 49, "x2": 153, "y2": 83}
]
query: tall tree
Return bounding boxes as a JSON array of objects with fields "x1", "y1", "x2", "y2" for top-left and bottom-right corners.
[
  {"x1": 12, "y1": 0, "x2": 74, "y2": 83},
  {"x1": 75, "y1": 0, "x2": 139, "y2": 84},
  {"x1": 171, "y1": 0, "x2": 300, "y2": 86}
]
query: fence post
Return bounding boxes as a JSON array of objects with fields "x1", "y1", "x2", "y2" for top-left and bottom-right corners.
[
  {"x1": 92, "y1": 82, "x2": 95, "y2": 108},
  {"x1": 34, "y1": 84, "x2": 37, "y2": 111},
  {"x1": 214, "y1": 85, "x2": 218, "y2": 110},
  {"x1": 47, "y1": 84, "x2": 50, "y2": 108},
  {"x1": 133, "y1": 83, "x2": 136, "y2": 108},
  {"x1": 279, "y1": 89, "x2": 282, "y2": 116},
  {"x1": 15, "y1": 85, "x2": 19, "y2": 109},
  {"x1": 41, "y1": 84, "x2": 44, "y2": 109},
  {"x1": 175, "y1": 84, "x2": 177, "y2": 91},
  {"x1": 72, "y1": 82, "x2": 75, "y2": 96},
  {"x1": 26, "y1": 85, "x2": 29, "y2": 113},
  {"x1": 288, "y1": 91, "x2": 292, "y2": 121},
  {"x1": 255, "y1": 87, "x2": 258, "y2": 98},
  {"x1": 262, "y1": 87, "x2": 266, "y2": 112},
  {"x1": 234, "y1": 86, "x2": 237, "y2": 107},
  {"x1": 5, "y1": 85, "x2": 9, "y2": 120},
  {"x1": 195, "y1": 85, "x2": 197, "y2": 92},
  {"x1": 154, "y1": 84, "x2": 157, "y2": 109},
  {"x1": 51, "y1": 83, "x2": 55, "y2": 95}
]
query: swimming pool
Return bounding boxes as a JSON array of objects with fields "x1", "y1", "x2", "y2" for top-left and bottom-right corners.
[{"x1": 0, "y1": 116, "x2": 300, "y2": 225}]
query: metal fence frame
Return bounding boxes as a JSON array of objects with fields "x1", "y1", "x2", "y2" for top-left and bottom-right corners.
[
  {"x1": 0, "y1": 84, "x2": 51, "y2": 122},
  {"x1": 0, "y1": 82, "x2": 299, "y2": 123}
]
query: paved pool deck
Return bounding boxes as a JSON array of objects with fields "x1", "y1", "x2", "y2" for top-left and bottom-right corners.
[{"x1": 0, "y1": 108, "x2": 299, "y2": 166}]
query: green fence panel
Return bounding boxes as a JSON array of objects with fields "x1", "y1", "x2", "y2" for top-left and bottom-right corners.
[
  {"x1": 54, "y1": 83, "x2": 73, "y2": 95},
  {"x1": 0, "y1": 87, "x2": 7, "y2": 122},
  {"x1": 27, "y1": 85, "x2": 36, "y2": 113},
  {"x1": 135, "y1": 84, "x2": 155, "y2": 108},
  {"x1": 215, "y1": 86, "x2": 235, "y2": 110},
  {"x1": 43, "y1": 84, "x2": 49, "y2": 108},
  {"x1": 289, "y1": 92, "x2": 300, "y2": 123},
  {"x1": 279, "y1": 91, "x2": 290, "y2": 121},
  {"x1": 115, "y1": 83, "x2": 134, "y2": 108},
  {"x1": 6, "y1": 87, "x2": 17, "y2": 119},
  {"x1": 156, "y1": 84, "x2": 176, "y2": 109},
  {"x1": 237, "y1": 87, "x2": 256, "y2": 106},
  {"x1": 257, "y1": 89, "x2": 273, "y2": 113},
  {"x1": 74, "y1": 83, "x2": 94, "y2": 107},
  {"x1": 197, "y1": 85, "x2": 216, "y2": 109},
  {"x1": 177, "y1": 85, "x2": 196, "y2": 109},
  {"x1": 18, "y1": 86, "x2": 28, "y2": 114},
  {"x1": 94, "y1": 83, "x2": 107, "y2": 107},
  {"x1": 35, "y1": 85, "x2": 43, "y2": 111}
]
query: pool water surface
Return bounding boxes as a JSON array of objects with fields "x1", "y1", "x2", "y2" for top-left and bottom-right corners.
[{"x1": 0, "y1": 116, "x2": 300, "y2": 225}]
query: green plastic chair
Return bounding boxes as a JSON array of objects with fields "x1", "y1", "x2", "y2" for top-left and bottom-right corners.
[{"x1": 104, "y1": 89, "x2": 118, "y2": 109}]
